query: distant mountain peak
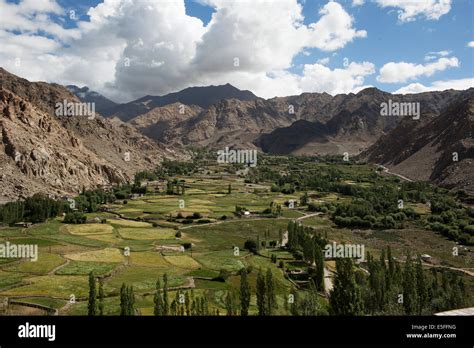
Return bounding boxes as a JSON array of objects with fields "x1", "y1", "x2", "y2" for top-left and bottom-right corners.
[{"x1": 107, "y1": 83, "x2": 259, "y2": 122}]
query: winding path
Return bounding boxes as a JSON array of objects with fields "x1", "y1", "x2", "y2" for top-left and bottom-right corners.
[{"x1": 377, "y1": 164, "x2": 413, "y2": 182}]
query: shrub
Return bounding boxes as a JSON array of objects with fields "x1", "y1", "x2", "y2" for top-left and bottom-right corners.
[
  {"x1": 63, "y1": 212, "x2": 86, "y2": 224},
  {"x1": 192, "y1": 212, "x2": 202, "y2": 219},
  {"x1": 244, "y1": 239, "x2": 257, "y2": 252}
]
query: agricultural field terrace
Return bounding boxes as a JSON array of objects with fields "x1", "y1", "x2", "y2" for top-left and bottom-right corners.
[{"x1": 0, "y1": 154, "x2": 472, "y2": 317}]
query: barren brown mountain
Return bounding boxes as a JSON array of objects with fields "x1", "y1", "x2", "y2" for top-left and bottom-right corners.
[
  {"x1": 0, "y1": 68, "x2": 186, "y2": 200},
  {"x1": 362, "y1": 92, "x2": 474, "y2": 192}
]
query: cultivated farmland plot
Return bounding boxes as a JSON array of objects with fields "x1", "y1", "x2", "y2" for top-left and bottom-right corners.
[{"x1": 0, "y1": 158, "x2": 472, "y2": 317}]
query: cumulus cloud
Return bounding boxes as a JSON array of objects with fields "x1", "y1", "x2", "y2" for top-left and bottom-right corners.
[
  {"x1": 467, "y1": 41, "x2": 474, "y2": 48},
  {"x1": 377, "y1": 56, "x2": 459, "y2": 83},
  {"x1": 300, "y1": 61, "x2": 375, "y2": 94},
  {"x1": 0, "y1": 0, "x2": 371, "y2": 101},
  {"x1": 375, "y1": 0, "x2": 452, "y2": 22},
  {"x1": 394, "y1": 78, "x2": 474, "y2": 94},
  {"x1": 352, "y1": 0, "x2": 365, "y2": 6}
]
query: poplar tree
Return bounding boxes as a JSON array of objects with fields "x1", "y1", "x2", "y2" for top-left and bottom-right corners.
[
  {"x1": 87, "y1": 272, "x2": 97, "y2": 316},
  {"x1": 265, "y1": 268, "x2": 277, "y2": 315},
  {"x1": 120, "y1": 283, "x2": 128, "y2": 316},
  {"x1": 314, "y1": 241, "x2": 325, "y2": 292},
  {"x1": 163, "y1": 273, "x2": 169, "y2": 315},
  {"x1": 403, "y1": 252, "x2": 417, "y2": 315},
  {"x1": 415, "y1": 256, "x2": 427, "y2": 315},
  {"x1": 154, "y1": 279, "x2": 163, "y2": 316},
  {"x1": 98, "y1": 278, "x2": 104, "y2": 316},
  {"x1": 329, "y1": 258, "x2": 363, "y2": 315},
  {"x1": 256, "y1": 269, "x2": 267, "y2": 316},
  {"x1": 239, "y1": 268, "x2": 251, "y2": 316}
]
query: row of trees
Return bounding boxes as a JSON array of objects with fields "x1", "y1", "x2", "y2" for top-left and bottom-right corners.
[
  {"x1": 287, "y1": 221, "x2": 326, "y2": 292},
  {"x1": 0, "y1": 193, "x2": 66, "y2": 225},
  {"x1": 328, "y1": 248, "x2": 469, "y2": 316},
  {"x1": 153, "y1": 274, "x2": 210, "y2": 316}
]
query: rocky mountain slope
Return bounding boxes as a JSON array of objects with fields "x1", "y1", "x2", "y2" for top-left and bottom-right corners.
[
  {"x1": 362, "y1": 92, "x2": 474, "y2": 192},
  {"x1": 0, "y1": 68, "x2": 184, "y2": 200},
  {"x1": 101, "y1": 83, "x2": 258, "y2": 122},
  {"x1": 66, "y1": 85, "x2": 118, "y2": 115},
  {"x1": 255, "y1": 88, "x2": 472, "y2": 155}
]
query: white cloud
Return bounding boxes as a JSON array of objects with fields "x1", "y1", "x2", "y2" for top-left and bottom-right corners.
[
  {"x1": 467, "y1": 41, "x2": 474, "y2": 48},
  {"x1": 300, "y1": 61, "x2": 375, "y2": 95},
  {"x1": 375, "y1": 0, "x2": 452, "y2": 22},
  {"x1": 0, "y1": 0, "x2": 371, "y2": 101},
  {"x1": 394, "y1": 78, "x2": 474, "y2": 94},
  {"x1": 352, "y1": 0, "x2": 365, "y2": 6},
  {"x1": 424, "y1": 50, "x2": 451, "y2": 61},
  {"x1": 316, "y1": 57, "x2": 331, "y2": 65},
  {"x1": 377, "y1": 56, "x2": 459, "y2": 83}
]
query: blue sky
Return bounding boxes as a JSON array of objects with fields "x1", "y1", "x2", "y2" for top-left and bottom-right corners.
[{"x1": 1, "y1": 0, "x2": 473, "y2": 101}]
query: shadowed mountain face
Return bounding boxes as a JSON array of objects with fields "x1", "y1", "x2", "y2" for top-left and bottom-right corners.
[
  {"x1": 254, "y1": 88, "x2": 473, "y2": 156},
  {"x1": 3, "y1": 67, "x2": 473, "y2": 194},
  {"x1": 0, "y1": 68, "x2": 186, "y2": 200},
  {"x1": 100, "y1": 83, "x2": 470, "y2": 157},
  {"x1": 96, "y1": 83, "x2": 259, "y2": 122},
  {"x1": 362, "y1": 92, "x2": 474, "y2": 192},
  {"x1": 66, "y1": 85, "x2": 118, "y2": 115}
]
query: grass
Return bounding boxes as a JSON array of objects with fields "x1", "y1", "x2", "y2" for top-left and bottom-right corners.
[
  {"x1": 55, "y1": 261, "x2": 118, "y2": 276},
  {"x1": 0, "y1": 275, "x2": 89, "y2": 298},
  {"x1": 164, "y1": 255, "x2": 201, "y2": 269},
  {"x1": 64, "y1": 248, "x2": 125, "y2": 263},
  {"x1": 64, "y1": 224, "x2": 113, "y2": 236},
  {"x1": 0, "y1": 270, "x2": 25, "y2": 289},
  {"x1": 45, "y1": 234, "x2": 108, "y2": 247},
  {"x1": 17, "y1": 297, "x2": 67, "y2": 309},
  {"x1": 108, "y1": 220, "x2": 152, "y2": 228},
  {"x1": 0, "y1": 161, "x2": 471, "y2": 315},
  {"x1": 105, "y1": 266, "x2": 185, "y2": 293},
  {"x1": 128, "y1": 252, "x2": 170, "y2": 268},
  {"x1": 3, "y1": 253, "x2": 65, "y2": 275},
  {"x1": 194, "y1": 250, "x2": 248, "y2": 272},
  {"x1": 7, "y1": 237, "x2": 59, "y2": 247},
  {"x1": 118, "y1": 227, "x2": 176, "y2": 240}
]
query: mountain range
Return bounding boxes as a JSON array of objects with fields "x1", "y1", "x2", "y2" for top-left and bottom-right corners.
[
  {"x1": 1, "y1": 67, "x2": 472, "y2": 198},
  {"x1": 0, "y1": 68, "x2": 186, "y2": 201}
]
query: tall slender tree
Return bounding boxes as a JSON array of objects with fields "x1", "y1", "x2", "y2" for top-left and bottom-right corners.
[
  {"x1": 265, "y1": 268, "x2": 277, "y2": 315},
  {"x1": 239, "y1": 268, "x2": 251, "y2": 316},
  {"x1": 403, "y1": 252, "x2": 417, "y2": 315},
  {"x1": 256, "y1": 269, "x2": 267, "y2": 316},
  {"x1": 120, "y1": 283, "x2": 128, "y2": 316},
  {"x1": 329, "y1": 258, "x2": 363, "y2": 315},
  {"x1": 87, "y1": 272, "x2": 97, "y2": 316},
  {"x1": 163, "y1": 273, "x2": 169, "y2": 315},
  {"x1": 415, "y1": 256, "x2": 427, "y2": 315},
  {"x1": 154, "y1": 279, "x2": 163, "y2": 316},
  {"x1": 98, "y1": 278, "x2": 104, "y2": 316},
  {"x1": 314, "y1": 240, "x2": 325, "y2": 292}
]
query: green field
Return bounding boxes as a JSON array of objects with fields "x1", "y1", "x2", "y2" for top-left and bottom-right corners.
[{"x1": 0, "y1": 158, "x2": 472, "y2": 316}]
